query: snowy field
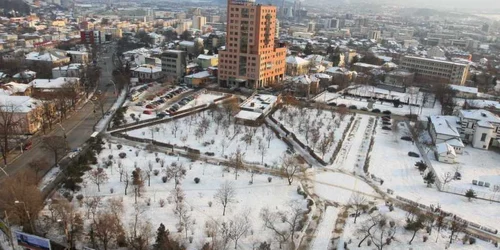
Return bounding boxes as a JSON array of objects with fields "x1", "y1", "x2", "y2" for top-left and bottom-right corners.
[
  {"x1": 429, "y1": 146, "x2": 500, "y2": 200},
  {"x1": 313, "y1": 171, "x2": 380, "y2": 204},
  {"x1": 329, "y1": 115, "x2": 375, "y2": 174},
  {"x1": 44, "y1": 142, "x2": 307, "y2": 250},
  {"x1": 368, "y1": 120, "x2": 500, "y2": 231},
  {"x1": 273, "y1": 105, "x2": 353, "y2": 162},
  {"x1": 340, "y1": 204, "x2": 497, "y2": 250},
  {"x1": 126, "y1": 109, "x2": 288, "y2": 165}
]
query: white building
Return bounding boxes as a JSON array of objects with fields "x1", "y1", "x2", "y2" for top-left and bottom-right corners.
[
  {"x1": 52, "y1": 64, "x2": 83, "y2": 78},
  {"x1": 428, "y1": 115, "x2": 464, "y2": 154},
  {"x1": 131, "y1": 65, "x2": 162, "y2": 82},
  {"x1": 458, "y1": 109, "x2": 500, "y2": 150},
  {"x1": 435, "y1": 142, "x2": 457, "y2": 164}
]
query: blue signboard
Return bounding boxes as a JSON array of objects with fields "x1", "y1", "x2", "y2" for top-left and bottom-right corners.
[{"x1": 15, "y1": 231, "x2": 51, "y2": 250}]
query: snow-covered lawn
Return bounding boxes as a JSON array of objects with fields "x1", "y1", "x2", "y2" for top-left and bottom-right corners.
[
  {"x1": 329, "y1": 115, "x2": 375, "y2": 174},
  {"x1": 310, "y1": 206, "x2": 339, "y2": 250},
  {"x1": 47, "y1": 142, "x2": 307, "y2": 250},
  {"x1": 272, "y1": 105, "x2": 353, "y2": 162},
  {"x1": 429, "y1": 146, "x2": 500, "y2": 200},
  {"x1": 313, "y1": 171, "x2": 380, "y2": 204},
  {"x1": 340, "y1": 204, "x2": 497, "y2": 250},
  {"x1": 368, "y1": 120, "x2": 500, "y2": 231},
  {"x1": 126, "y1": 109, "x2": 288, "y2": 165}
]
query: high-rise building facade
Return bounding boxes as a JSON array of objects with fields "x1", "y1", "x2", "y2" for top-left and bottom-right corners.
[
  {"x1": 193, "y1": 16, "x2": 207, "y2": 30},
  {"x1": 218, "y1": 0, "x2": 286, "y2": 88}
]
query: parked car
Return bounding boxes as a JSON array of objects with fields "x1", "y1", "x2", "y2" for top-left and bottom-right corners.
[
  {"x1": 23, "y1": 141, "x2": 33, "y2": 151},
  {"x1": 145, "y1": 104, "x2": 154, "y2": 109},
  {"x1": 143, "y1": 110, "x2": 152, "y2": 115},
  {"x1": 135, "y1": 102, "x2": 144, "y2": 106},
  {"x1": 157, "y1": 113, "x2": 167, "y2": 118},
  {"x1": 408, "y1": 152, "x2": 420, "y2": 158}
]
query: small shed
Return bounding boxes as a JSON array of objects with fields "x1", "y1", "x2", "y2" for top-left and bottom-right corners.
[{"x1": 435, "y1": 142, "x2": 456, "y2": 164}]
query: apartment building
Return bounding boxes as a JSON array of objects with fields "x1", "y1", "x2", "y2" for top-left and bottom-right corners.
[
  {"x1": 161, "y1": 50, "x2": 187, "y2": 82},
  {"x1": 218, "y1": 0, "x2": 287, "y2": 89},
  {"x1": 400, "y1": 56, "x2": 469, "y2": 85}
]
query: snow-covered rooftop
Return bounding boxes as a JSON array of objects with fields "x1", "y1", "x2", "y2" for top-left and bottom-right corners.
[
  {"x1": 429, "y1": 115, "x2": 460, "y2": 137},
  {"x1": 0, "y1": 95, "x2": 40, "y2": 113},
  {"x1": 185, "y1": 71, "x2": 210, "y2": 79},
  {"x1": 286, "y1": 56, "x2": 309, "y2": 65},
  {"x1": 436, "y1": 142, "x2": 456, "y2": 156},
  {"x1": 449, "y1": 84, "x2": 478, "y2": 94},
  {"x1": 459, "y1": 109, "x2": 500, "y2": 124},
  {"x1": 131, "y1": 65, "x2": 162, "y2": 73},
  {"x1": 30, "y1": 77, "x2": 79, "y2": 89}
]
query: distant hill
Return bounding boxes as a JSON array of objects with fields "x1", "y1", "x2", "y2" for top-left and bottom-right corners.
[{"x1": 0, "y1": 0, "x2": 31, "y2": 16}]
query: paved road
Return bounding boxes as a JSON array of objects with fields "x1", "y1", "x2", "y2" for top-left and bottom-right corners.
[{"x1": 0, "y1": 43, "x2": 118, "y2": 179}]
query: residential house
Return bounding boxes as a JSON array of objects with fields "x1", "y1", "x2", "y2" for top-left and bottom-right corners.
[
  {"x1": 52, "y1": 64, "x2": 84, "y2": 78},
  {"x1": 285, "y1": 56, "x2": 310, "y2": 76},
  {"x1": 66, "y1": 51, "x2": 89, "y2": 64},
  {"x1": 458, "y1": 109, "x2": 500, "y2": 150},
  {"x1": 25, "y1": 49, "x2": 71, "y2": 67},
  {"x1": 184, "y1": 71, "x2": 211, "y2": 87},
  {"x1": 0, "y1": 95, "x2": 44, "y2": 134},
  {"x1": 131, "y1": 65, "x2": 162, "y2": 82},
  {"x1": 449, "y1": 84, "x2": 478, "y2": 99},
  {"x1": 428, "y1": 115, "x2": 465, "y2": 154},
  {"x1": 1, "y1": 82, "x2": 32, "y2": 96},
  {"x1": 30, "y1": 77, "x2": 81, "y2": 98},
  {"x1": 435, "y1": 142, "x2": 457, "y2": 164},
  {"x1": 12, "y1": 70, "x2": 37, "y2": 83},
  {"x1": 196, "y1": 54, "x2": 218, "y2": 69}
]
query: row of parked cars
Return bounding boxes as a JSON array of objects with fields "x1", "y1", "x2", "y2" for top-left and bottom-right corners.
[
  {"x1": 167, "y1": 95, "x2": 196, "y2": 113},
  {"x1": 139, "y1": 86, "x2": 191, "y2": 116},
  {"x1": 128, "y1": 83, "x2": 155, "y2": 101}
]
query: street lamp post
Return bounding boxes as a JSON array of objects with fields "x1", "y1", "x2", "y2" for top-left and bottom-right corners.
[
  {"x1": 57, "y1": 123, "x2": 67, "y2": 139},
  {"x1": 14, "y1": 201, "x2": 35, "y2": 233}
]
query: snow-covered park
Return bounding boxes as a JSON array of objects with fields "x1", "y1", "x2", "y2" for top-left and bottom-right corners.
[
  {"x1": 125, "y1": 109, "x2": 289, "y2": 165},
  {"x1": 42, "y1": 142, "x2": 309, "y2": 250},
  {"x1": 272, "y1": 105, "x2": 353, "y2": 163}
]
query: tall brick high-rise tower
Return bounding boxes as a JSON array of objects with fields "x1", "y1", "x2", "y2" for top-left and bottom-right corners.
[{"x1": 218, "y1": 0, "x2": 286, "y2": 89}]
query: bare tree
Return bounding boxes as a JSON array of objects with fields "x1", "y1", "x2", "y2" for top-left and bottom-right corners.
[
  {"x1": 93, "y1": 211, "x2": 125, "y2": 250},
  {"x1": 448, "y1": 220, "x2": 467, "y2": 244},
  {"x1": 123, "y1": 171, "x2": 129, "y2": 195},
  {"x1": 369, "y1": 216, "x2": 396, "y2": 250},
  {"x1": 214, "y1": 181, "x2": 237, "y2": 216},
  {"x1": 442, "y1": 172, "x2": 454, "y2": 188},
  {"x1": 52, "y1": 200, "x2": 84, "y2": 249},
  {"x1": 41, "y1": 135, "x2": 68, "y2": 164},
  {"x1": 258, "y1": 138, "x2": 267, "y2": 165},
  {"x1": 348, "y1": 194, "x2": 369, "y2": 224},
  {"x1": 229, "y1": 211, "x2": 252, "y2": 249},
  {"x1": 316, "y1": 131, "x2": 335, "y2": 158},
  {"x1": 28, "y1": 159, "x2": 50, "y2": 181},
  {"x1": 165, "y1": 162, "x2": 186, "y2": 188},
  {"x1": 260, "y1": 201, "x2": 305, "y2": 249},
  {"x1": 83, "y1": 196, "x2": 102, "y2": 220},
  {"x1": 128, "y1": 204, "x2": 152, "y2": 250},
  {"x1": 265, "y1": 132, "x2": 274, "y2": 148},
  {"x1": 0, "y1": 103, "x2": 26, "y2": 165},
  {"x1": 229, "y1": 149, "x2": 244, "y2": 180},
  {"x1": 280, "y1": 155, "x2": 302, "y2": 185},
  {"x1": 132, "y1": 168, "x2": 144, "y2": 203},
  {"x1": 0, "y1": 170, "x2": 43, "y2": 233},
  {"x1": 89, "y1": 168, "x2": 109, "y2": 192}
]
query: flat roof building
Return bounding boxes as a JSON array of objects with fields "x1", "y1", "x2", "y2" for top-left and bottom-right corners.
[{"x1": 400, "y1": 56, "x2": 469, "y2": 85}]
